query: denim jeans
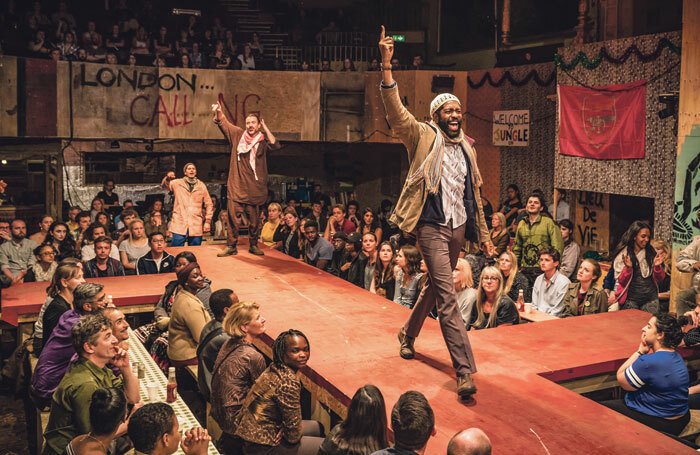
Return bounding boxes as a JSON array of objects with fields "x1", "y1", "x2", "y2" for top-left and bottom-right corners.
[{"x1": 171, "y1": 232, "x2": 202, "y2": 246}]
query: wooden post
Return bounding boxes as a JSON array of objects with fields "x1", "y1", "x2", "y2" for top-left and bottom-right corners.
[
  {"x1": 670, "y1": 0, "x2": 700, "y2": 313},
  {"x1": 573, "y1": 0, "x2": 590, "y2": 44},
  {"x1": 501, "y1": 0, "x2": 511, "y2": 46}
]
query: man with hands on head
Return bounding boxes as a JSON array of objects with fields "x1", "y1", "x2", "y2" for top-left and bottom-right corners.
[
  {"x1": 212, "y1": 101, "x2": 280, "y2": 256},
  {"x1": 379, "y1": 26, "x2": 494, "y2": 399}
]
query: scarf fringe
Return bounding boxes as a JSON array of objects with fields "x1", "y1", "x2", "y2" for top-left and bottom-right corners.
[{"x1": 424, "y1": 121, "x2": 483, "y2": 195}]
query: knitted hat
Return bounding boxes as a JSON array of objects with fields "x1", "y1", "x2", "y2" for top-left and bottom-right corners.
[
  {"x1": 177, "y1": 262, "x2": 199, "y2": 287},
  {"x1": 332, "y1": 232, "x2": 348, "y2": 241},
  {"x1": 430, "y1": 93, "x2": 461, "y2": 117}
]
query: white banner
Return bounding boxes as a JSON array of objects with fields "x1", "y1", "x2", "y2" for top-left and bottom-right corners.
[{"x1": 493, "y1": 110, "x2": 529, "y2": 146}]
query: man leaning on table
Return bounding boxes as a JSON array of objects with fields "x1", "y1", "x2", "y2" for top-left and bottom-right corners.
[{"x1": 42, "y1": 313, "x2": 140, "y2": 455}]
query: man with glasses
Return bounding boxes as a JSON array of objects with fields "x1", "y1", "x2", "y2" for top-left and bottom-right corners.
[
  {"x1": 0, "y1": 220, "x2": 10, "y2": 245},
  {"x1": 136, "y1": 232, "x2": 174, "y2": 275},
  {"x1": 30, "y1": 283, "x2": 109, "y2": 409}
]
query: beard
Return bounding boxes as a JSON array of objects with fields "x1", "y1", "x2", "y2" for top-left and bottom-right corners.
[{"x1": 437, "y1": 117, "x2": 461, "y2": 138}]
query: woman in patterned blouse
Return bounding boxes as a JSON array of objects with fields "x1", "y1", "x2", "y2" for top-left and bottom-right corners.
[{"x1": 234, "y1": 329, "x2": 324, "y2": 455}]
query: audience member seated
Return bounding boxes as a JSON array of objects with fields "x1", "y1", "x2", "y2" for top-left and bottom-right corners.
[
  {"x1": 548, "y1": 189, "x2": 570, "y2": 222},
  {"x1": 342, "y1": 232, "x2": 367, "y2": 287},
  {"x1": 238, "y1": 44, "x2": 255, "y2": 70},
  {"x1": 651, "y1": 239, "x2": 672, "y2": 313},
  {"x1": 113, "y1": 208, "x2": 138, "y2": 246},
  {"x1": 84, "y1": 236, "x2": 126, "y2": 278},
  {"x1": 90, "y1": 198, "x2": 105, "y2": 222},
  {"x1": 468, "y1": 266, "x2": 519, "y2": 330},
  {"x1": 137, "y1": 232, "x2": 174, "y2": 275},
  {"x1": 104, "y1": 306, "x2": 131, "y2": 351},
  {"x1": 361, "y1": 233, "x2": 379, "y2": 291},
  {"x1": 114, "y1": 200, "x2": 134, "y2": 230},
  {"x1": 128, "y1": 403, "x2": 211, "y2": 455},
  {"x1": 66, "y1": 387, "x2": 130, "y2": 455},
  {"x1": 234, "y1": 329, "x2": 323, "y2": 455},
  {"x1": 211, "y1": 301, "x2": 267, "y2": 454},
  {"x1": 261, "y1": 202, "x2": 283, "y2": 248},
  {"x1": 319, "y1": 384, "x2": 388, "y2": 455},
  {"x1": 81, "y1": 222, "x2": 119, "y2": 261},
  {"x1": 326, "y1": 232, "x2": 349, "y2": 277},
  {"x1": 31, "y1": 282, "x2": 108, "y2": 409},
  {"x1": 447, "y1": 428, "x2": 492, "y2": 455},
  {"x1": 560, "y1": 259, "x2": 608, "y2": 318},
  {"x1": 0, "y1": 220, "x2": 10, "y2": 245},
  {"x1": 168, "y1": 262, "x2": 211, "y2": 368},
  {"x1": 310, "y1": 201, "x2": 328, "y2": 233},
  {"x1": 325, "y1": 204, "x2": 357, "y2": 240},
  {"x1": 358, "y1": 208, "x2": 383, "y2": 244},
  {"x1": 512, "y1": 193, "x2": 563, "y2": 285},
  {"x1": 489, "y1": 212, "x2": 510, "y2": 257},
  {"x1": 372, "y1": 391, "x2": 435, "y2": 455},
  {"x1": 95, "y1": 211, "x2": 113, "y2": 237},
  {"x1": 346, "y1": 201, "x2": 361, "y2": 230},
  {"x1": 196, "y1": 288, "x2": 239, "y2": 400},
  {"x1": 24, "y1": 244, "x2": 58, "y2": 283},
  {"x1": 119, "y1": 219, "x2": 150, "y2": 275},
  {"x1": 135, "y1": 252, "x2": 211, "y2": 371},
  {"x1": 66, "y1": 206, "x2": 81, "y2": 233},
  {"x1": 677, "y1": 234, "x2": 700, "y2": 279},
  {"x1": 275, "y1": 207, "x2": 303, "y2": 259},
  {"x1": 96, "y1": 179, "x2": 120, "y2": 209},
  {"x1": 498, "y1": 250, "x2": 530, "y2": 303},
  {"x1": 558, "y1": 219, "x2": 580, "y2": 280},
  {"x1": 370, "y1": 241, "x2": 396, "y2": 299},
  {"x1": 46, "y1": 221, "x2": 77, "y2": 262},
  {"x1": 531, "y1": 247, "x2": 570, "y2": 317},
  {"x1": 454, "y1": 258, "x2": 477, "y2": 327},
  {"x1": 304, "y1": 220, "x2": 333, "y2": 270},
  {"x1": 43, "y1": 313, "x2": 140, "y2": 455},
  {"x1": 144, "y1": 208, "x2": 169, "y2": 238},
  {"x1": 71, "y1": 211, "x2": 92, "y2": 246},
  {"x1": 0, "y1": 219, "x2": 38, "y2": 284},
  {"x1": 28, "y1": 214, "x2": 54, "y2": 244},
  {"x1": 393, "y1": 245, "x2": 424, "y2": 309},
  {"x1": 676, "y1": 275, "x2": 700, "y2": 318},
  {"x1": 35, "y1": 261, "x2": 85, "y2": 353},
  {"x1": 603, "y1": 314, "x2": 689, "y2": 436},
  {"x1": 612, "y1": 221, "x2": 666, "y2": 314}
]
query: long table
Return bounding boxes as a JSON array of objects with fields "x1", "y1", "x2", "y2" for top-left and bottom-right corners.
[
  {"x1": 128, "y1": 328, "x2": 219, "y2": 455},
  {"x1": 4, "y1": 244, "x2": 697, "y2": 453}
]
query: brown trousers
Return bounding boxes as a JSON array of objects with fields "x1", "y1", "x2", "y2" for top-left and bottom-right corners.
[
  {"x1": 403, "y1": 222, "x2": 477, "y2": 376},
  {"x1": 226, "y1": 200, "x2": 261, "y2": 246}
]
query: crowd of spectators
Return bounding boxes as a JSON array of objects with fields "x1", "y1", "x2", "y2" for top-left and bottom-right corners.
[
  {"x1": 0, "y1": 1, "x2": 424, "y2": 71},
  {"x1": 5, "y1": 172, "x2": 700, "y2": 452}
]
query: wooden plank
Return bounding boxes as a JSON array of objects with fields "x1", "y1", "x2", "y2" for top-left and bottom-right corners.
[
  {"x1": 571, "y1": 191, "x2": 610, "y2": 254},
  {"x1": 0, "y1": 56, "x2": 18, "y2": 137}
]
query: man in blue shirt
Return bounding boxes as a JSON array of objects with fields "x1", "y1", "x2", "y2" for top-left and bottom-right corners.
[{"x1": 531, "y1": 247, "x2": 570, "y2": 316}]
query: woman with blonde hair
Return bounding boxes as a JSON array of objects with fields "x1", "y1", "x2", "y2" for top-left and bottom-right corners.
[
  {"x1": 118, "y1": 219, "x2": 150, "y2": 275},
  {"x1": 489, "y1": 212, "x2": 510, "y2": 257},
  {"x1": 261, "y1": 202, "x2": 283, "y2": 248},
  {"x1": 469, "y1": 266, "x2": 519, "y2": 330},
  {"x1": 650, "y1": 239, "x2": 672, "y2": 313},
  {"x1": 454, "y1": 258, "x2": 477, "y2": 327},
  {"x1": 211, "y1": 301, "x2": 267, "y2": 455},
  {"x1": 498, "y1": 250, "x2": 530, "y2": 302}
]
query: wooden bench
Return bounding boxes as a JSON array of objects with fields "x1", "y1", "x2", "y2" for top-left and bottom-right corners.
[
  {"x1": 679, "y1": 409, "x2": 700, "y2": 445},
  {"x1": 29, "y1": 353, "x2": 51, "y2": 454}
]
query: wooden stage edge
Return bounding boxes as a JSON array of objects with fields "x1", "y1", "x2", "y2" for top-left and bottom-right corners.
[{"x1": 2, "y1": 244, "x2": 697, "y2": 454}]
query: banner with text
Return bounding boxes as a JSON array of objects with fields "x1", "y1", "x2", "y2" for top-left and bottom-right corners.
[{"x1": 493, "y1": 110, "x2": 529, "y2": 146}]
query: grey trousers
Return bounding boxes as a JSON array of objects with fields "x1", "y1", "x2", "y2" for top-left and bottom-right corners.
[{"x1": 402, "y1": 222, "x2": 477, "y2": 376}]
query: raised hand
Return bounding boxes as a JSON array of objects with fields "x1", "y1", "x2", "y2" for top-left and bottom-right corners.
[
  {"x1": 166, "y1": 171, "x2": 176, "y2": 180},
  {"x1": 181, "y1": 427, "x2": 210, "y2": 455},
  {"x1": 211, "y1": 102, "x2": 223, "y2": 121},
  {"x1": 378, "y1": 25, "x2": 394, "y2": 64},
  {"x1": 653, "y1": 251, "x2": 667, "y2": 268},
  {"x1": 622, "y1": 254, "x2": 632, "y2": 269}
]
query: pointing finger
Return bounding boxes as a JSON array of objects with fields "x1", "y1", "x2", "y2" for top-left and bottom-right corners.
[{"x1": 380, "y1": 25, "x2": 385, "y2": 39}]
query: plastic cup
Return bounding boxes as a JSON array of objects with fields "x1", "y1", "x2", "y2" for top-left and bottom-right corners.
[
  {"x1": 524, "y1": 303, "x2": 533, "y2": 314},
  {"x1": 146, "y1": 382, "x2": 158, "y2": 402}
]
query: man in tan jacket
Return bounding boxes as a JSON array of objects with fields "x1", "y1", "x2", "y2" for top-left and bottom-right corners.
[{"x1": 379, "y1": 26, "x2": 494, "y2": 398}]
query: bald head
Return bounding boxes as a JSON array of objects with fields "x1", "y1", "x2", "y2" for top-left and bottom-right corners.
[{"x1": 447, "y1": 428, "x2": 491, "y2": 455}]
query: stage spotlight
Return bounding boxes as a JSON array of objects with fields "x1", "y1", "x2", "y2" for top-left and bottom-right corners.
[{"x1": 658, "y1": 92, "x2": 678, "y2": 120}]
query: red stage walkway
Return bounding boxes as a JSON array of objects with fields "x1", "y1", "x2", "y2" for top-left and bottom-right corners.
[{"x1": 2, "y1": 243, "x2": 696, "y2": 453}]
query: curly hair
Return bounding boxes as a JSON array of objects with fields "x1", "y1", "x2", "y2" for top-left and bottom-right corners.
[{"x1": 654, "y1": 313, "x2": 684, "y2": 349}]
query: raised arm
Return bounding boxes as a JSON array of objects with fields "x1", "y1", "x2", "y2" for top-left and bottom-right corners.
[
  {"x1": 212, "y1": 102, "x2": 243, "y2": 145},
  {"x1": 378, "y1": 25, "x2": 421, "y2": 157},
  {"x1": 161, "y1": 171, "x2": 175, "y2": 191},
  {"x1": 260, "y1": 118, "x2": 277, "y2": 146}
]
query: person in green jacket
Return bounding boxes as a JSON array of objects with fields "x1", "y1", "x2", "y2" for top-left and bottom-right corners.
[{"x1": 512, "y1": 193, "x2": 564, "y2": 285}]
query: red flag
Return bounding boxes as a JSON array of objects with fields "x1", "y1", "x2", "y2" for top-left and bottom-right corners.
[{"x1": 559, "y1": 80, "x2": 646, "y2": 159}]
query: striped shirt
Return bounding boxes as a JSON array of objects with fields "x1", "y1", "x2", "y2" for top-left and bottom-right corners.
[
  {"x1": 440, "y1": 142, "x2": 467, "y2": 228},
  {"x1": 624, "y1": 351, "x2": 688, "y2": 417}
]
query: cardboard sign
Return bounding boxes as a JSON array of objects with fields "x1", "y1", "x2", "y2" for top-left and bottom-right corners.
[{"x1": 493, "y1": 110, "x2": 529, "y2": 146}]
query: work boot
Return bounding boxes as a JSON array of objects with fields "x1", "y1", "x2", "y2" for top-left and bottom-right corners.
[
  {"x1": 457, "y1": 374, "x2": 477, "y2": 397},
  {"x1": 399, "y1": 335, "x2": 415, "y2": 359},
  {"x1": 398, "y1": 327, "x2": 406, "y2": 344},
  {"x1": 249, "y1": 244, "x2": 264, "y2": 256},
  {"x1": 217, "y1": 245, "x2": 238, "y2": 257}
]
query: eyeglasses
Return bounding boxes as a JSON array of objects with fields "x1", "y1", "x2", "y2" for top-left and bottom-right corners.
[
  {"x1": 482, "y1": 276, "x2": 500, "y2": 282},
  {"x1": 40, "y1": 251, "x2": 56, "y2": 256}
]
